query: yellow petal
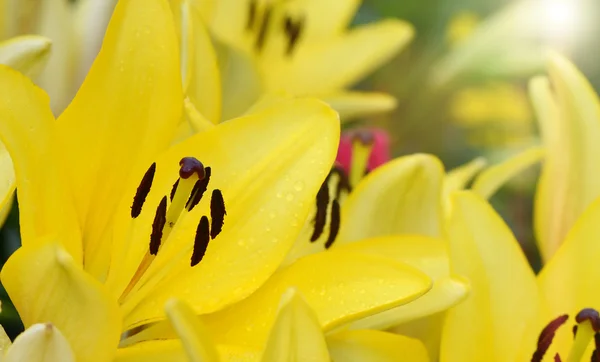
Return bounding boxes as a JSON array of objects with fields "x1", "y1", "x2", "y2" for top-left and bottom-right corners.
[
  {"x1": 178, "y1": 0, "x2": 221, "y2": 123},
  {"x1": 263, "y1": 19, "x2": 414, "y2": 95},
  {"x1": 322, "y1": 91, "x2": 397, "y2": 121},
  {"x1": 35, "y1": 0, "x2": 75, "y2": 113},
  {"x1": 1, "y1": 243, "x2": 121, "y2": 362},
  {"x1": 0, "y1": 324, "x2": 11, "y2": 354},
  {"x1": 0, "y1": 140, "x2": 15, "y2": 226},
  {"x1": 531, "y1": 53, "x2": 600, "y2": 261},
  {"x1": 443, "y1": 157, "x2": 486, "y2": 212},
  {"x1": 55, "y1": 0, "x2": 182, "y2": 278},
  {"x1": 0, "y1": 66, "x2": 81, "y2": 260},
  {"x1": 337, "y1": 154, "x2": 444, "y2": 243},
  {"x1": 219, "y1": 44, "x2": 262, "y2": 121},
  {"x1": 0, "y1": 35, "x2": 51, "y2": 78},
  {"x1": 441, "y1": 191, "x2": 540, "y2": 362},
  {"x1": 471, "y1": 146, "x2": 544, "y2": 199},
  {"x1": 108, "y1": 98, "x2": 339, "y2": 329},
  {"x1": 5, "y1": 323, "x2": 75, "y2": 362},
  {"x1": 203, "y1": 250, "x2": 431, "y2": 349},
  {"x1": 115, "y1": 340, "x2": 187, "y2": 362},
  {"x1": 335, "y1": 236, "x2": 468, "y2": 330},
  {"x1": 327, "y1": 330, "x2": 429, "y2": 362},
  {"x1": 261, "y1": 289, "x2": 329, "y2": 362},
  {"x1": 165, "y1": 299, "x2": 220, "y2": 362},
  {"x1": 537, "y1": 197, "x2": 600, "y2": 356}
]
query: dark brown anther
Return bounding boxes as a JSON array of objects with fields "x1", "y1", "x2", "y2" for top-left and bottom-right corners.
[
  {"x1": 591, "y1": 333, "x2": 600, "y2": 362},
  {"x1": 186, "y1": 167, "x2": 211, "y2": 211},
  {"x1": 575, "y1": 308, "x2": 600, "y2": 332},
  {"x1": 572, "y1": 325, "x2": 578, "y2": 338},
  {"x1": 255, "y1": 6, "x2": 272, "y2": 52},
  {"x1": 170, "y1": 179, "x2": 179, "y2": 202},
  {"x1": 191, "y1": 216, "x2": 210, "y2": 267},
  {"x1": 324, "y1": 199, "x2": 340, "y2": 249},
  {"x1": 531, "y1": 314, "x2": 569, "y2": 362},
  {"x1": 283, "y1": 16, "x2": 303, "y2": 55},
  {"x1": 247, "y1": 0, "x2": 257, "y2": 31},
  {"x1": 149, "y1": 196, "x2": 168, "y2": 255},
  {"x1": 210, "y1": 189, "x2": 226, "y2": 239},
  {"x1": 131, "y1": 163, "x2": 156, "y2": 218},
  {"x1": 310, "y1": 181, "x2": 330, "y2": 242},
  {"x1": 554, "y1": 354, "x2": 561, "y2": 362},
  {"x1": 179, "y1": 157, "x2": 205, "y2": 180}
]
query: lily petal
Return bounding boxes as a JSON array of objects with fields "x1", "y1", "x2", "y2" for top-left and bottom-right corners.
[
  {"x1": 55, "y1": 0, "x2": 182, "y2": 278},
  {"x1": 337, "y1": 154, "x2": 444, "y2": 243},
  {"x1": 263, "y1": 19, "x2": 414, "y2": 95},
  {"x1": 177, "y1": 0, "x2": 221, "y2": 123},
  {"x1": 5, "y1": 323, "x2": 75, "y2": 362},
  {"x1": 336, "y1": 236, "x2": 468, "y2": 330},
  {"x1": 322, "y1": 91, "x2": 397, "y2": 121},
  {"x1": 166, "y1": 299, "x2": 220, "y2": 362},
  {"x1": 0, "y1": 35, "x2": 51, "y2": 78},
  {"x1": 472, "y1": 146, "x2": 544, "y2": 199},
  {"x1": 0, "y1": 66, "x2": 80, "y2": 260},
  {"x1": 203, "y1": 250, "x2": 431, "y2": 349},
  {"x1": 1, "y1": 243, "x2": 121, "y2": 362},
  {"x1": 442, "y1": 157, "x2": 486, "y2": 211},
  {"x1": 109, "y1": 98, "x2": 339, "y2": 329},
  {"x1": 327, "y1": 330, "x2": 429, "y2": 362},
  {"x1": 531, "y1": 53, "x2": 600, "y2": 261},
  {"x1": 261, "y1": 289, "x2": 329, "y2": 362},
  {"x1": 440, "y1": 192, "x2": 539, "y2": 362},
  {"x1": 537, "y1": 197, "x2": 600, "y2": 355},
  {"x1": 0, "y1": 141, "x2": 15, "y2": 226}
]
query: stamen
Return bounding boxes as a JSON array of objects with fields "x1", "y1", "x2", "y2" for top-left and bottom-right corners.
[
  {"x1": 210, "y1": 189, "x2": 226, "y2": 239},
  {"x1": 555, "y1": 354, "x2": 562, "y2": 362},
  {"x1": 191, "y1": 216, "x2": 211, "y2": 267},
  {"x1": 330, "y1": 166, "x2": 352, "y2": 198},
  {"x1": 566, "y1": 308, "x2": 600, "y2": 362},
  {"x1": 247, "y1": 0, "x2": 257, "y2": 31},
  {"x1": 531, "y1": 314, "x2": 569, "y2": 362},
  {"x1": 255, "y1": 5, "x2": 272, "y2": 52},
  {"x1": 131, "y1": 163, "x2": 156, "y2": 218},
  {"x1": 349, "y1": 130, "x2": 375, "y2": 188},
  {"x1": 310, "y1": 181, "x2": 330, "y2": 242},
  {"x1": 179, "y1": 157, "x2": 205, "y2": 179},
  {"x1": 283, "y1": 16, "x2": 303, "y2": 55},
  {"x1": 324, "y1": 199, "x2": 340, "y2": 249},
  {"x1": 170, "y1": 179, "x2": 179, "y2": 202},
  {"x1": 186, "y1": 167, "x2": 211, "y2": 211},
  {"x1": 149, "y1": 196, "x2": 167, "y2": 255},
  {"x1": 591, "y1": 333, "x2": 600, "y2": 362}
]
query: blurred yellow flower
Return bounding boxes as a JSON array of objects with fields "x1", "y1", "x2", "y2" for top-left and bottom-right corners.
[{"x1": 185, "y1": 0, "x2": 414, "y2": 121}]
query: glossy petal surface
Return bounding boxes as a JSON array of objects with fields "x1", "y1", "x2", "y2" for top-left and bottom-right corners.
[
  {"x1": 55, "y1": 0, "x2": 182, "y2": 278},
  {"x1": 203, "y1": 250, "x2": 431, "y2": 349}
]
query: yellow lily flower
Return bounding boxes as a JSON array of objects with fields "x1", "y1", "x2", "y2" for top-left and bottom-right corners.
[
  {"x1": 530, "y1": 53, "x2": 600, "y2": 262},
  {"x1": 190, "y1": 0, "x2": 414, "y2": 121},
  {"x1": 441, "y1": 190, "x2": 600, "y2": 361}
]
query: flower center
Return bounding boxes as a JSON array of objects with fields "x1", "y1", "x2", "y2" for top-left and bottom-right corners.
[
  {"x1": 246, "y1": 0, "x2": 305, "y2": 56},
  {"x1": 120, "y1": 157, "x2": 227, "y2": 303},
  {"x1": 532, "y1": 308, "x2": 600, "y2": 362}
]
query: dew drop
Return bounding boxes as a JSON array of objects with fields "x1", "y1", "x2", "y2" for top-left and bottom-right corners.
[
  {"x1": 293, "y1": 180, "x2": 304, "y2": 191},
  {"x1": 285, "y1": 193, "x2": 294, "y2": 201}
]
